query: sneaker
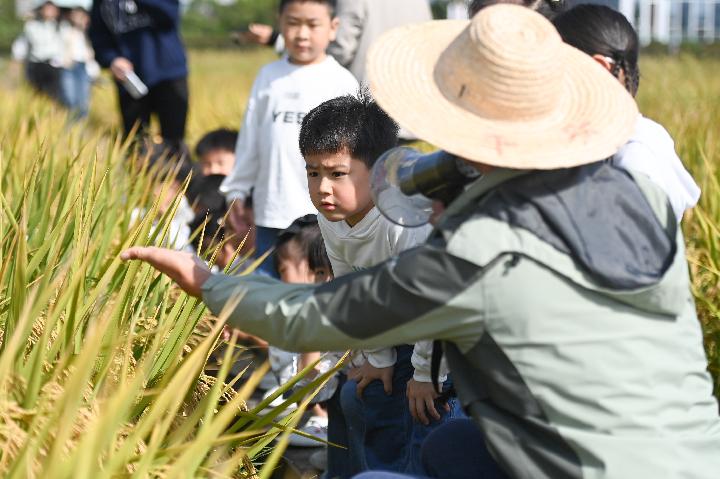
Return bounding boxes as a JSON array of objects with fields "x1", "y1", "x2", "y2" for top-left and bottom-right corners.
[
  {"x1": 288, "y1": 415, "x2": 328, "y2": 447},
  {"x1": 309, "y1": 448, "x2": 328, "y2": 471}
]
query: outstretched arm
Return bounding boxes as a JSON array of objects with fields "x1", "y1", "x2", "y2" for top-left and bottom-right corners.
[{"x1": 122, "y1": 244, "x2": 486, "y2": 353}]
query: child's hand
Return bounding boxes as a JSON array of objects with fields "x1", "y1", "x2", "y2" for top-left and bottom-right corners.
[
  {"x1": 120, "y1": 247, "x2": 211, "y2": 298},
  {"x1": 348, "y1": 362, "x2": 394, "y2": 398},
  {"x1": 406, "y1": 379, "x2": 447, "y2": 426}
]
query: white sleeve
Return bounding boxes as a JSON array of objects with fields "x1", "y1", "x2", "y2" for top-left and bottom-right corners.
[
  {"x1": 220, "y1": 76, "x2": 262, "y2": 203},
  {"x1": 614, "y1": 141, "x2": 700, "y2": 223},
  {"x1": 411, "y1": 340, "x2": 448, "y2": 383},
  {"x1": 390, "y1": 224, "x2": 432, "y2": 256}
]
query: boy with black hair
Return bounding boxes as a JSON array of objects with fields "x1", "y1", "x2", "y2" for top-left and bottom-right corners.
[
  {"x1": 300, "y1": 91, "x2": 455, "y2": 475},
  {"x1": 195, "y1": 128, "x2": 239, "y2": 177},
  {"x1": 221, "y1": 0, "x2": 358, "y2": 277}
]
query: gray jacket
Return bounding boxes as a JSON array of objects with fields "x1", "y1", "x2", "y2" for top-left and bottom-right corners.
[
  {"x1": 328, "y1": 0, "x2": 433, "y2": 83},
  {"x1": 203, "y1": 163, "x2": 720, "y2": 478}
]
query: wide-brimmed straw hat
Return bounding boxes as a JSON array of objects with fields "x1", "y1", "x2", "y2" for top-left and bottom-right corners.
[{"x1": 367, "y1": 4, "x2": 638, "y2": 170}]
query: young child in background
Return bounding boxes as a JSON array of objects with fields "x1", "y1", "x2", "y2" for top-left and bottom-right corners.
[
  {"x1": 195, "y1": 128, "x2": 238, "y2": 177},
  {"x1": 59, "y1": 6, "x2": 96, "y2": 119},
  {"x1": 299, "y1": 92, "x2": 457, "y2": 476},
  {"x1": 23, "y1": 0, "x2": 63, "y2": 102},
  {"x1": 220, "y1": 0, "x2": 358, "y2": 276},
  {"x1": 552, "y1": 4, "x2": 700, "y2": 222},
  {"x1": 267, "y1": 214, "x2": 333, "y2": 447},
  {"x1": 192, "y1": 128, "x2": 258, "y2": 259}
]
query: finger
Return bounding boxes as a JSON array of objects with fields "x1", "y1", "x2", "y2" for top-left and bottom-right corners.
[
  {"x1": 120, "y1": 246, "x2": 155, "y2": 261},
  {"x1": 416, "y1": 398, "x2": 429, "y2": 426},
  {"x1": 382, "y1": 372, "x2": 393, "y2": 395},
  {"x1": 425, "y1": 396, "x2": 441, "y2": 421},
  {"x1": 409, "y1": 397, "x2": 419, "y2": 423},
  {"x1": 356, "y1": 377, "x2": 369, "y2": 399}
]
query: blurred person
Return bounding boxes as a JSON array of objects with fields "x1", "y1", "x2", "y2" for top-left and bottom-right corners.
[
  {"x1": 553, "y1": 4, "x2": 700, "y2": 222},
  {"x1": 194, "y1": 128, "x2": 238, "y2": 177},
  {"x1": 59, "y1": 6, "x2": 96, "y2": 119},
  {"x1": 89, "y1": 0, "x2": 189, "y2": 155},
  {"x1": 469, "y1": 0, "x2": 565, "y2": 17},
  {"x1": 23, "y1": 0, "x2": 64, "y2": 101},
  {"x1": 220, "y1": 0, "x2": 358, "y2": 277},
  {"x1": 123, "y1": 5, "x2": 720, "y2": 478},
  {"x1": 327, "y1": 0, "x2": 432, "y2": 85},
  {"x1": 265, "y1": 214, "x2": 333, "y2": 447}
]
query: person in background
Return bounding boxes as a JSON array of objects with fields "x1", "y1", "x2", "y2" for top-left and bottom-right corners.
[
  {"x1": 89, "y1": 0, "x2": 189, "y2": 155},
  {"x1": 23, "y1": 0, "x2": 64, "y2": 102},
  {"x1": 552, "y1": 4, "x2": 700, "y2": 222},
  {"x1": 327, "y1": 0, "x2": 432, "y2": 85},
  {"x1": 195, "y1": 128, "x2": 238, "y2": 177},
  {"x1": 469, "y1": 0, "x2": 564, "y2": 17},
  {"x1": 220, "y1": 0, "x2": 358, "y2": 277},
  {"x1": 59, "y1": 6, "x2": 96, "y2": 119}
]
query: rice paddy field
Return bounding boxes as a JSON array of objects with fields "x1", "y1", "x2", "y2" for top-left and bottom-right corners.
[{"x1": 0, "y1": 48, "x2": 718, "y2": 477}]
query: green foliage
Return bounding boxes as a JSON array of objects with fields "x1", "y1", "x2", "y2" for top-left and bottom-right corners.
[
  {"x1": 0, "y1": 0, "x2": 23, "y2": 54},
  {"x1": 182, "y1": 0, "x2": 279, "y2": 48}
]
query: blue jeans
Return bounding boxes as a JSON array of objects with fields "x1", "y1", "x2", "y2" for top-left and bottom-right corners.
[
  {"x1": 325, "y1": 373, "x2": 364, "y2": 479},
  {"x1": 352, "y1": 419, "x2": 508, "y2": 479},
  {"x1": 60, "y1": 62, "x2": 90, "y2": 119},
  {"x1": 340, "y1": 345, "x2": 415, "y2": 473},
  {"x1": 254, "y1": 226, "x2": 281, "y2": 277}
]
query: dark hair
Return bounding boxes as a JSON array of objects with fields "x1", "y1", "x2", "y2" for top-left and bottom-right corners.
[
  {"x1": 274, "y1": 214, "x2": 322, "y2": 274},
  {"x1": 299, "y1": 89, "x2": 399, "y2": 169},
  {"x1": 308, "y1": 234, "x2": 331, "y2": 275},
  {"x1": 469, "y1": 0, "x2": 565, "y2": 19},
  {"x1": 279, "y1": 0, "x2": 336, "y2": 16},
  {"x1": 194, "y1": 128, "x2": 238, "y2": 159},
  {"x1": 553, "y1": 5, "x2": 640, "y2": 96}
]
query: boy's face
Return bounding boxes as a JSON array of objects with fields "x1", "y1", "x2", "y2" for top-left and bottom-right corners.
[
  {"x1": 200, "y1": 149, "x2": 235, "y2": 176},
  {"x1": 280, "y1": 1, "x2": 338, "y2": 65},
  {"x1": 305, "y1": 150, "x2": 374, "y2": 227}
]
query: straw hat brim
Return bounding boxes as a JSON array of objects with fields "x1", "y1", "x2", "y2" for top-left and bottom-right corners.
[{"x1": 367, "y1": 20, "x2": 639, "y2": 170}]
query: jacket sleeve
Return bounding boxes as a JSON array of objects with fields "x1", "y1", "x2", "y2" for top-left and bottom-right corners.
[
  {"x1": 137, "y1": 0, "x2": 180, "y2": 29},
  {"x1": 220, "y1": 76, "x2": 262, "y2": 203},
  {"x1": 411, "y1": 340, "x2": 448, "y2": 383},
  {"x1": 327, "y1": 0, "x2": 366, "y2": 67},
  {"x1": 202, "y1": 243, "x2": 485, "y2": 353},
  {"x1": 89, "y1": 3, "x2": 121, "y2": 68}
]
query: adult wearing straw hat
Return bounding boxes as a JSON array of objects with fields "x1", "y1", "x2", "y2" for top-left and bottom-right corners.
[{"x1": 122, "y1": 4, "x2": 720, "y2": 478}]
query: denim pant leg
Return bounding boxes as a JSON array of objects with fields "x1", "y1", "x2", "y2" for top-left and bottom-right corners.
[
  {"x1": 253, "y1": 226, "x2": 281, "y2": 277},
  {"x1": 326, "y1": 373, "x2": 363, "y2": 479},
  {"x1": 342, "y1": 346, "x2": 415, "y2": 473},
  {"x1": 403, "y1": 377, "x2": 465, "y2": 475},
  {"x1": 353, "y1": 473, "x2": 426, "y2": 479},
  {"x1": 339, "y1": 379, "x2": 369, "y2": 473},
  {"x1": 73, "y1": 63, "x2": 90, "y2": 118},
  {"x1": 60, "y1": 68, "x2": 76, "y2": 110},
  {"x1": 420, "y1": 419, "x2": 509, "y2": 479}
]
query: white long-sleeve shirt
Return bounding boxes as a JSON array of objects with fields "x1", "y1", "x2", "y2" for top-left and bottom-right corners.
[
  {"x1": 612, "y1": 115, "x2": 700, "y2": 223},
  {"x1": 319, "y1": 209, "x2": 443, "y2": 382},
  {"x1": 24, "y1": 20, "x2": 63, "y2": 64},
  {"x1": 221, "y1": 55, "x2": 358, "y2": 229}
]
